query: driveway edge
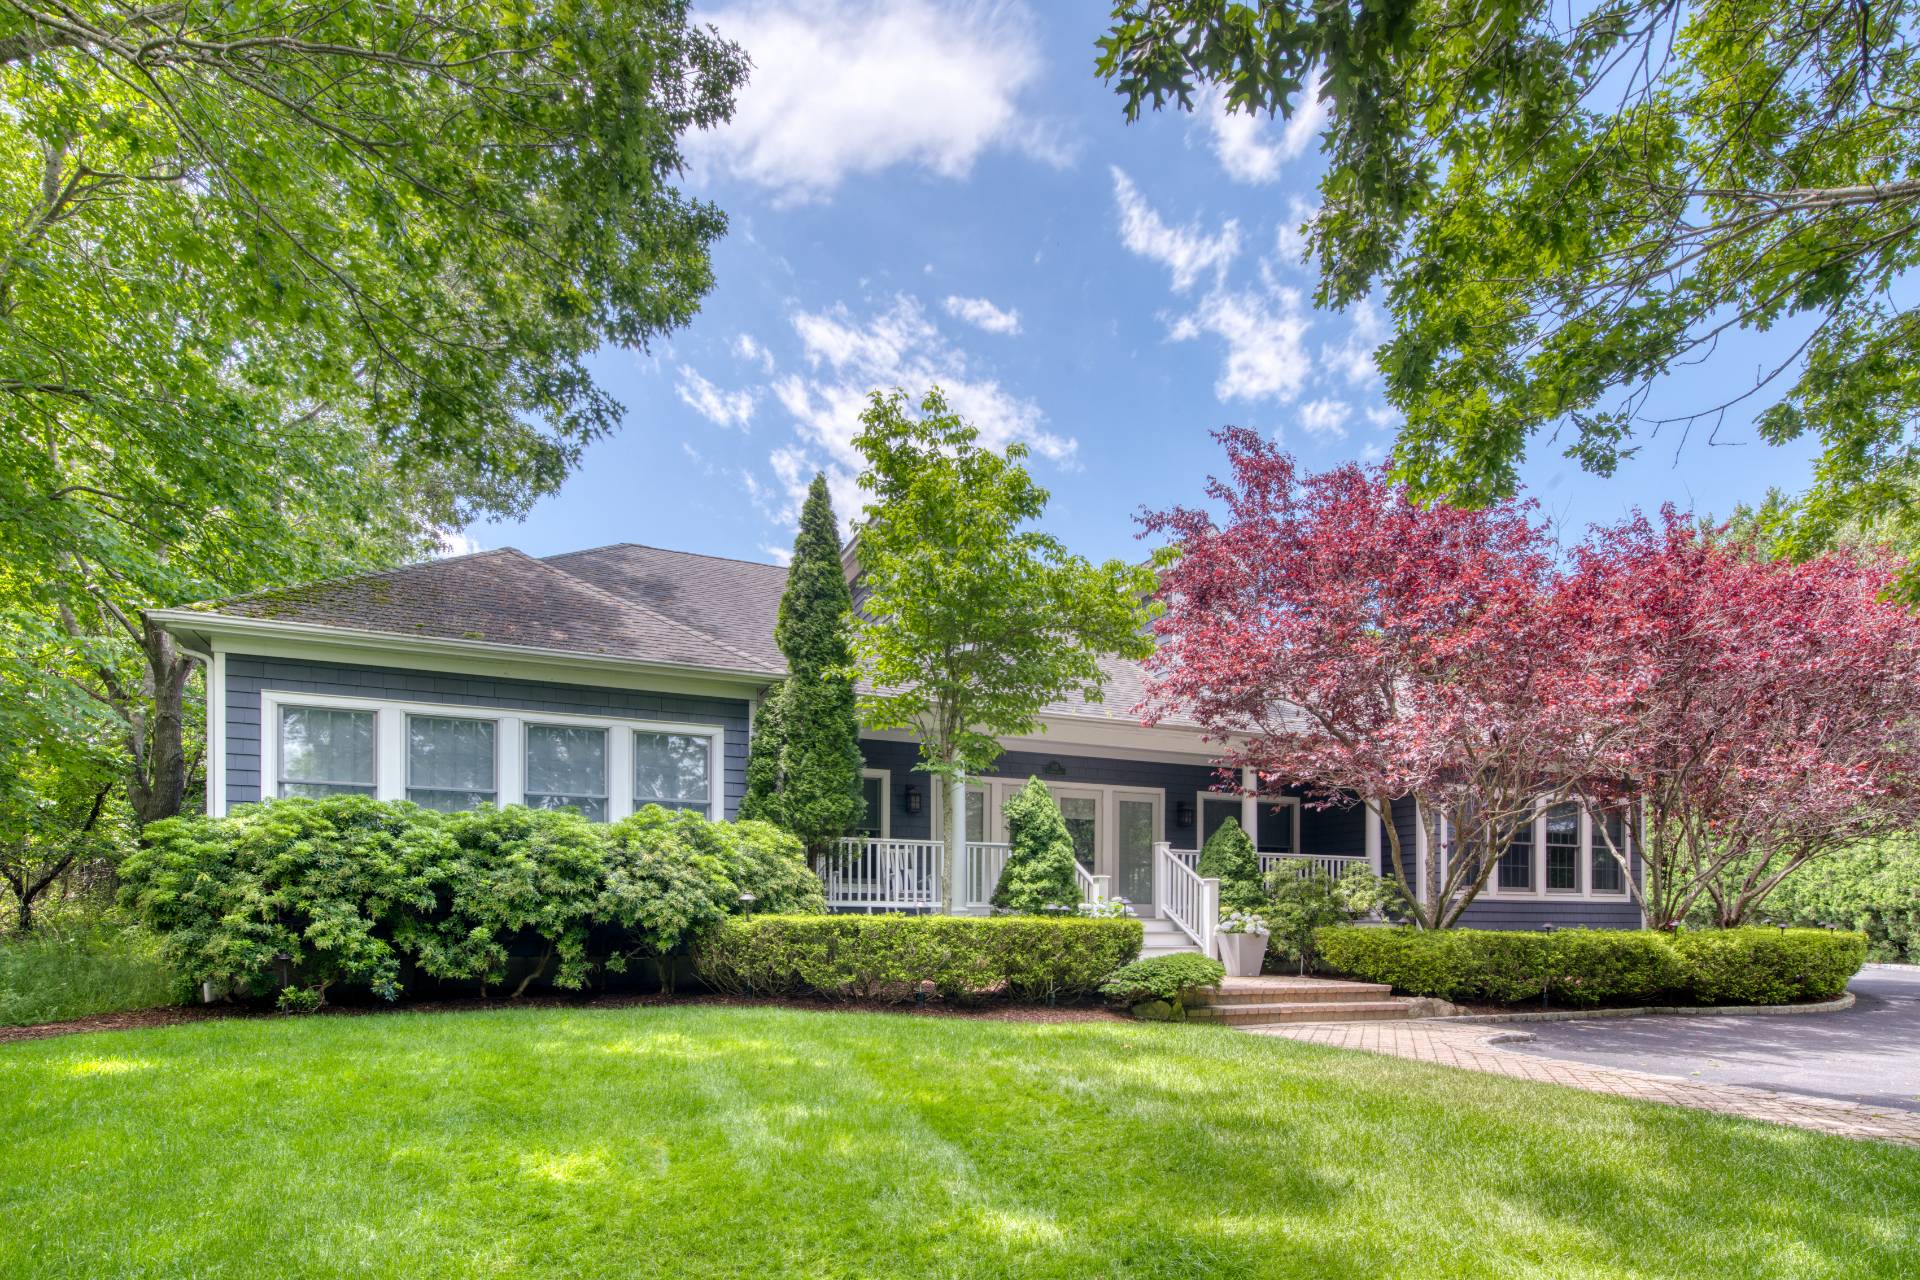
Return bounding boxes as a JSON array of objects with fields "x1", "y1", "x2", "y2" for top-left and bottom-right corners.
[{"x1": 1431, "y1": 992, "x2": 1855, "y2": 1025}]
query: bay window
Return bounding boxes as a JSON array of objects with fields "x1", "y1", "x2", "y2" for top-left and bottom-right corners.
[
  {"x1": 632, "y1": 731, "x2": 712, "y2": 815},
  {"x1": 523, "y1": 724, "x2": 609, "y2": 822},
  {"x1": 278, "y1": 706, "x2": 376, "y2": 798},
  {"x1": 406, "y1": 715, "x2": 496, "y2": 813}
]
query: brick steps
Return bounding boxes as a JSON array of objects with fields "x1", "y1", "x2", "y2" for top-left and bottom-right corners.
[
  {"x1": 1188, "y1": 999, "x2": 1413, "y2": 1026},
  {"x1": 1186, "y1": 974, "x2": 1415, "y2": 1027}
]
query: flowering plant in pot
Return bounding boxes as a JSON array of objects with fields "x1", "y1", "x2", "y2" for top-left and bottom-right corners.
[{"x1": 1216, "y1": 909, "x2": 1271, "y2": 977}]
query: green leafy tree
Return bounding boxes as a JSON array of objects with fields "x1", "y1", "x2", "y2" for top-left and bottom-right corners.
[
  {"x1": 1, "y1": 2, "x2": 746, "y2": 828},
  {"x1": 850, "y1": 388, "x2": 1157, "y2": 911},
  {"x1": 1197, "y1": 817, "x2": 1264, "y2": 912},
  {"x1": 738, "y1": 680, "x2": 790, "y2": 826},
  {"x1": 1099, "y1": 1, "x2": 1920, "y2": 597},
  {"x1": 749, "y1": 475, "x2": 866, "y2": 858},
  {"x1": 993, "y1": 778, "x2": 1081, "y2": 914}
]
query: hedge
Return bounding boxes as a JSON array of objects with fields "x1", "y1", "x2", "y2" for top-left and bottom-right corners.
[
  {"x1": 691, "y1": 915, "x2": 1143, "y2": 1002},
  {"x1": 1314, "y1": 925, "x2": 1866, "y2": 1007},
  {"x1": 1670, "y1": 928, "x2": 1868, "y2": 1004}
]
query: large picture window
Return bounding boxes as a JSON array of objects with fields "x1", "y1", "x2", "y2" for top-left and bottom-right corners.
[
  {"x1": 524, "y1": 724, "x2": 609, "y2": 821},
  {"x1": 1544, "y1": 803, "x2": 1580, "y2": 892},
  {"x1": 632, "y1": 731, "x2": 712, "y2": 815},
  {"x1": 278, "y1": 706, "x2": 376, "y2": 798},
  {"x1": 407, "y1": 715, "x2": 496, "y2": 813}
]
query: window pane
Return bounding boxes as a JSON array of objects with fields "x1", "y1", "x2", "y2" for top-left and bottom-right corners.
[
  {"x1": 1200, "y1": 797, "x2": 1241, "y2": 846},
  {"x1": 633, "y1": 732, "x2": 710, "y2": 809},
  {"x1": 407, "y1": 716, "x2": 496, "y2": 813},
  {"x1": 1544, "y1": 803, "x2": 1580, "y2": 892},
  {"x1": 525, "y1": 724, "x2": 607, "y2": 820},
  {"x1": 1059, "y1": 796, "x2": 1097, "y2": 872},
  {"x1": 1591, "y1": 810, "x2": 1627, "y2": 893},
  {"x1": 1499, "y1": 820, "x2": 1533, "y2": 890},
  {"x1": 1255, "y1": 801, "x2": 1292, "y2": 853},
  {"x1": 964, "y1": 788, "x2": 986, "y2": 839},
  {"x1": 279, "y1": 707, "x2": 375, "y2": 798},
  {"x1": 855, "y1": 775, "x2": 884, "y2": 837}
]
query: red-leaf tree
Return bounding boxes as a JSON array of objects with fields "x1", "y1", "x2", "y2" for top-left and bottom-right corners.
[
  {"x1": 1565, "y1": 511, "x2": 1920, "y2": 928},
  {"x1": 1138, "y1": 429, "x2": 1635, "y2": 929}
]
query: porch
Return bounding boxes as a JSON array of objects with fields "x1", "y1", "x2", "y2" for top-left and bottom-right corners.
[{"x1": 821, "y1": 836, "x2": 1368, "y2": 958}]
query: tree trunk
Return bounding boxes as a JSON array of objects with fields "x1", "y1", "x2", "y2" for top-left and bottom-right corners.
[{"x1": 127, "y1": 614, "x2": 194, "y2": 826}]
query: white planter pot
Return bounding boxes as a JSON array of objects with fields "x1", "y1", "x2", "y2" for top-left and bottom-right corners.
[{"x1": 1217, "y1": 930, "x2": 1269, "y2": 977}]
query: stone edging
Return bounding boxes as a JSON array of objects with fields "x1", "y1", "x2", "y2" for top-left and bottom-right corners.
[
  {"x1": 1432, "y1": 991, "x2": 1854, "y2": 1025},
  {"x1": 1864, "y1": 961, "x2": 1920, "y2": 972}
]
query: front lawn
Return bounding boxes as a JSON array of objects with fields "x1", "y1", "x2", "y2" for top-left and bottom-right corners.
[{"x1": 1, "y1": 1006, "x2": 1913, "y2": 1278}]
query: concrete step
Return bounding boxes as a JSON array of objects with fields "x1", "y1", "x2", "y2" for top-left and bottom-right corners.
[{"x1": 1187, "y1": 1000, "x2": 1414, "y2": 1026}]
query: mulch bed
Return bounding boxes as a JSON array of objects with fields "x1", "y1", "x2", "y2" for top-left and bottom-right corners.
[{"x1": 0, "y1": 992, "x2": 1125, "y2": 1045}]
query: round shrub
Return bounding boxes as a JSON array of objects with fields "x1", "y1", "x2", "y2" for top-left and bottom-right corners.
[
  {"x1": 1098, "y1": 953, "x2": 1225, "y2": 1007},
  {"x1": 1670, "y1": 927, "x2": 1867, "y2": 1004}
]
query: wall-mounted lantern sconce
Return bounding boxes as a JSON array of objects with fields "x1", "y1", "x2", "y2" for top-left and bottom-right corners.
[
  {"x1": 903, "y1": 784, "x2": 923, "y2": 815},
  {"x1": 1175, "y1": 801, "x2": 1195, "y2": 828},
  {"x1": 1043, "y1": 760, "x2": 1067, "y2": 778}
]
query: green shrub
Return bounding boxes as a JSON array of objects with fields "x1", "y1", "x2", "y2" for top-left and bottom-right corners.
[
  {"x1": 1671, "y1": 927, "x2": 1867, "y2": 1004},
  {"x1": 1198, "y1": 817, "x2": 1264, "y2": 911},
  {"x1": 0, "y1": 913, "x2": 186, "y2": 1026},
  {"x1": 993, "y1": 777, "x2": 1081, "y2": 914},
  {"x1": 1756, "y1": 839, "x2": 1920, "y2": 963},
  {"x1": 123, "y1": 797, "x2": 827, "y2": 1003},
  {"x1": 1098, "y1": 953, "x2": 1225, "y2": 1006},
  {"x1": 692, "y1": 914, "x2": 1142, "y2": 1002},
  {"x1": 1315, "y1": 925, "x2": 1864, "y2": 1007}
]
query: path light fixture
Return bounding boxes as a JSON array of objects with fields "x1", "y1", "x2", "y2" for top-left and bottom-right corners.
[{"x1": 739, "y1": 892, "x2": 757, "y2": 917}]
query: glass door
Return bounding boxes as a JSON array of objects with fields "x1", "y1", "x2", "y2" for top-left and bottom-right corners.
[
  {"x1": 1115, "y1": 793, "x2": 1159, "y2": 909},
  {"x1": 1052, "y1": 789, "x2": 1100, "y2": 876}
]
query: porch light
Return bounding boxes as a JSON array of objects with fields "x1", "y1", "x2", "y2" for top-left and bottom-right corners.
[
  {"x1": 903, "y1": 784, "x2": 922, "y2": 815},
  {"x1": 1175, "y1": 801, "x2": 1194, "y2": 829},
  {"x1": 1043, "y1": 760, "x2": 1066, "y2": 777}
]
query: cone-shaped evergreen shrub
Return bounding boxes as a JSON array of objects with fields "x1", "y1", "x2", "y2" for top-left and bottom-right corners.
[
  {"x1": 1198, "y1": 816, "x2": 1265, "y2": 911},
  {"x1": 737, "y1": 680, "x2": 788, "y2": 826},
  {"x1": 992, "y1": 777, "x2": 1081, "y2": 914}
]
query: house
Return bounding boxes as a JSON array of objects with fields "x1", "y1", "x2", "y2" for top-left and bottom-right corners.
[{"x1": 150, "y1": 542, "x2": 1644, "y2": 957}]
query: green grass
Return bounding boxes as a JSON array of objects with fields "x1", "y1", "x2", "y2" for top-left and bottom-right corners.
[
  {"x1": 0, "y1": 916, "x2": 183, "y2": 1027},
  {"x1": 0, "y1": 1005, "x2": 1914, "y2": 1279}
]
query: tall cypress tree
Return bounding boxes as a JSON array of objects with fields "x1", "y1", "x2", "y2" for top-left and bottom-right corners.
[{"x1": 764, "y1": 474, "x2": 866, "y2": 857}]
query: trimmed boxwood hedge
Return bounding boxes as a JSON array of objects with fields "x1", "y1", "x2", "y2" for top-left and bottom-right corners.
[
  {"x1": 1314, "y1": 925, "x2": 1865, "y2": 1007},
  {"x1": 692, "y1": 914, "x2": 1143, "y2": 1002}
]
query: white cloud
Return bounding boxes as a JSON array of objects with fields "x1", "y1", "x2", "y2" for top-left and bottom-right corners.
[
  {"x1": 1364, "y1": 404, "x2": 1398, "y2": 430},
  {"x1": 1298, "y1": 398, "x2": 1351, "y2": 439},
  {"x1": 675, "y1": 365, "x2": 757, "y2": 429},
  {"x1": 1171, "y1": 285, "x2": 1311, "y2": 404},
  {"x1": 1273, "y1": 195, "x2": 1319, "y2": 265},
  {"x1": 1111, "y1": 167, "x2": 1240, "y2": 292},
  {"x1": 733, "y1": 333, "x2": 775, "y2": 374},
  {"x1": 943, "y1": 294, "x2": 1022, "y2": 335},
  {"x1": 1202, "y1": 82, "x2": 1324, "y2": 184},
  {"x1": 692, "y1": 1, "x2": 1063, "y2": 203},
  {"x1": 1321, "y1": 300, "x2": 1386, "y2": 387},
  {"x1": 432, "y1": 527, "x2": 484, "y2": 558},
  {"x1": 753, "y1": 295, "x2": 1073, "y2": 528}
]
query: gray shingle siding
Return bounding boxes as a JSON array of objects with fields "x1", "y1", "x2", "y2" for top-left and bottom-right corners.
[{"x1": 225, "y1": 655, "x2": 750, "y2": 816}]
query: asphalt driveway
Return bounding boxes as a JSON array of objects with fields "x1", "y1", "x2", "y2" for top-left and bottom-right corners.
[{"x1": 1501, "y1": 967, "x2": 1920, "y2": 1113}]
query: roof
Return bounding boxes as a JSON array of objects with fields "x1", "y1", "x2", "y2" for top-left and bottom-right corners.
[{"x1": 161, "y1": 540, "x2": 1197, "y2": 726}]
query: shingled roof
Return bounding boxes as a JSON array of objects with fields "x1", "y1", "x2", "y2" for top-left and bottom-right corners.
[
  {"x1": 179, "y1": 548, "x2": 780, "y2": 676},
  {"x1": 167, "y1": 541, "x2": 1194, "y2": 725}
]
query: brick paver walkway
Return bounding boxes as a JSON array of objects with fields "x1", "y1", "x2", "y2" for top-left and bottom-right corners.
[{"x1": 1252, "y1": 1020, "x2": 1920, "y2": 1147}]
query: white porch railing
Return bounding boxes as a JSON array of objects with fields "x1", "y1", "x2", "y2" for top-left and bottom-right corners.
[
  {"x1": 1153, "y1": 842, "x2": 1218, "y2": 957},
  {"x1": 1075, "y1": 861, "x2": 1112, "y2": 905},
  {"x1": 824, "y1": 837, "x2": 942, "y2": 910},
  {"x1": 1260, "y1": 853, "x2": 1369, "y2": 881},
  {"x1": 963, "y1": 841, "x2": 1011, "y2": 911}
]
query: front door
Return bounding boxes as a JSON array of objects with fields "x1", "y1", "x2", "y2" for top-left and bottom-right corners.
[
  {"x1": 1052, "y1": 788, "x2": 1100, "y2": 878},
  {"x1": 1114, "y1": 792, "x2": 1160, "y2": 909}
]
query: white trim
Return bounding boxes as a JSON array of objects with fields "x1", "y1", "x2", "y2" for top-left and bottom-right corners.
[
  {"x1": 208, "y1": 644, "x2": 228, "y2": 818},
  {"x1": 859, "y1": 768, "x2": 891, "y2": 839},
  {"x1": 1489, "y1": 796, "x2": 1636, "y2": 903},
  {"x1": 152, "y1": 614, "x2": 774, "y2": 700},
  {"x1": 858, "y1": 720, "x2": 1221, "y2": 766},
  {"x1": 1365, "y1": 799, "x2": 1382, "y2": 875},
  {"x1": 256, "y1": 690, "x2": 724, "y2": 821}
]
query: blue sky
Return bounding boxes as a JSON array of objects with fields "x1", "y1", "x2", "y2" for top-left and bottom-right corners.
[{"x1": 472, "y1": 0, "x2": 1822, "y2": 567}]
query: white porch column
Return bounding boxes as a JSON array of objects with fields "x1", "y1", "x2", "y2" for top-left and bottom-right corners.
[
  {"x1": 1240, "y1": 766, "x2": 1258, "y2": 836},
  {"x1": 947, "y1": 773, "x2": 967, "y2": 915},
  {"x1": 1365, "y1": 798, "x2": 1382, "y2": 875}
]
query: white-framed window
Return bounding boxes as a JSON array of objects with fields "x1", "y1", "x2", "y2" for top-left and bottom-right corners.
[
  {"x1": 1543, "y1": 802, "x2": 1581, "y2": 893},
  {"x1": 277, "y1": 705, "x2": 378, "y2": 798},
  {"x1": 524, "y1": 723, "x2": 609, "y2": 822},
  {"x1": 1489, "y1": 797, "x2": 1636, "y2": 899},
  {"x1": 855, "y1": 768, "x2": 889, "y2": 838},
  {"x1": 632, "y1": 730, "x2": 712, "y2": 815},
  {"x1": 1589, "y1": 807, "x2": 1630, "y2": 895},
  {"x1": 259, "y1": 691, "x2": 722, "y2": 821},
  {"x1": 406, "y1": 714, "x2": 497, "y2": 813},
  {"x1": 1197, "y1": 792, "x2": 1300, "y2": 853}
]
